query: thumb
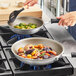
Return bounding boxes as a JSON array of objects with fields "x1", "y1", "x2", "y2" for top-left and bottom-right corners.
[
  {"x1": 56, "y1": 15, "x2": 64, "y2": 19},
  {"x1": 56, "y1": 17, "x2": 61, "y2": 19}
]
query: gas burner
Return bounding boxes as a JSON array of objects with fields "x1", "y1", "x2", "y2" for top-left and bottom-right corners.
[
  {"x1": 6, "y1": 34, "x2": 32, "y2": 45},
  {"x1": 19, "y1": 62, "x2": 52, "y2": 70},
  {"x1": 0, "y1": 26, "x2": 49, "y2": 46},
  {"x1": 10, "y1": 34, "x2": 31, "y2": 40}
]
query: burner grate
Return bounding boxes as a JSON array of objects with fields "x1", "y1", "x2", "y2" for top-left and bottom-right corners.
[{"x1": 0, "y1": 47, "x2": 12, "y2": 76}]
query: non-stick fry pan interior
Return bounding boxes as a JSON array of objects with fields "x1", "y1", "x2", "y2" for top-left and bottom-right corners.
[{"x1": 9, "y1": 16, "x2": 43, "y2": 28}]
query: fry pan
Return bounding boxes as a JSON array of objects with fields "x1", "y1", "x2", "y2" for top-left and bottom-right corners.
[
  {"x1": 8, "y1": 16, "x2": 59, "y2": 35},
  {"x1": 11, "y1": 37, "x2": 63, "y2": 65}
]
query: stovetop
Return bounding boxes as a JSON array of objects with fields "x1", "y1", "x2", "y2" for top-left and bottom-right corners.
[
  {"x1": 0, "y1": 26, "x2": 73, "y2": 76},
  {"x1": 0, "y1": 26, "x2": 53, "y2": 46}
]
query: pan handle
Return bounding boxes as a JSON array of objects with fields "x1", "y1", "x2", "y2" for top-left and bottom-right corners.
[
  {"x1": 71, "y1": 52, "x2": 76, "y2": 57},
  {"x1": 51, "y1": 19, "x2": 60, "y2": 23}
]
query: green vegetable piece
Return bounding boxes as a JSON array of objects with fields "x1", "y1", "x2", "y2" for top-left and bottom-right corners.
[
  {"x1": 39, "y1": 50, "x2": 43, "y2": 52},
  {"x1": 24, "y1": 51, "x2": 26, "y2": 53},
  {"x1": 31, "y1": 25, "x2": 36, "y2": 28},
  {"x1": 19, "y1": 23, "x2": 25, "y2": 26},
  {"x1": 14, "y1": 25, "x2": 20, "y2": 29},
  {"x1": 39, "y1": 53, "x2": 45, "y2": 57},
  {"x1": 14, "y1": 23, "x2": 37, "y2": 29}
]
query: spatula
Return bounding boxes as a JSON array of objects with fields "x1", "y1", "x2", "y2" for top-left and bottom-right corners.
[{"x1": 8, "y1": 8, "x2": 24, "y2": 24}]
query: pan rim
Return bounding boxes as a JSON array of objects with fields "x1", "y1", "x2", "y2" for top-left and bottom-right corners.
[{"x1": 11, "y1": 37, "x2": 64, "y2": 61}]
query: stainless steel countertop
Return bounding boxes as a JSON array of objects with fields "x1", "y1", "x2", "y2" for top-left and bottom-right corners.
[{"x1": 42, "y1": 6, "x2": 76, "y2": 76}]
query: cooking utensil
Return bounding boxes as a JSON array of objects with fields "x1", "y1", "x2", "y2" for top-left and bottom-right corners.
[
  {"x1": 8, "y1": 16, "x2": 60, "y2": 35},
  {"x1": 11, "y1": 37, "x2": 63, "y2": 65},
  {"x1": 8, "y1": 8, "x2": 24, "y2": 23}
]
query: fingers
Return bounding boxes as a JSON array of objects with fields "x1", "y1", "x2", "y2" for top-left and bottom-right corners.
[
  {"x1": 26, "y1": 5, "x2": 29, "y2": 9},
  {"x1": 30, "y1": 0, "x2": 38, "y2": 6},
  {"x1": 58, "y1": 18, "x2": 64, "y2": 26},
  {"x1": 57, "y1": 12, "x2": 76, "y2": 26},
  {"x1": 56, "y1": 15, "x2": 63, "y2": 19},
  {"x1": 24, "y1": 0, "x2": 38, "y2": 8},
  {"x1": 58, "y1": 19, "x2": 75, "y2": 26},
  {"x1": 24, "y1": 0, "x2": 33, "y2": 5},
  {"x1": 58, "y1": 17, "x2": 76, "y2": 26}
]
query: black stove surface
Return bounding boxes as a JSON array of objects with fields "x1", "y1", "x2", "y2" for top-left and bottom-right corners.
[{"x1": 0, "y1": 26, "x2": 73, "y2": 76}]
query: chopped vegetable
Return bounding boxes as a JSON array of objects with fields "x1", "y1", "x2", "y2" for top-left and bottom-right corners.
[
  {"x1": 39, "y1": 53, "x2": 45, "y2": 57},
  {"x1": 40, "y1": 51, "x2": 46, "y2": 54},
  {"x1": 27, "y1": 54, "x2": 32, "y2": 58},
  {"x1": 32, "y1": 56, "x2": 37, "y2": 59},
  {"x1": 38, "y1": 44, "x2": 44, "y2": 49},
  {"x1": 31, "y1": 49, "x2": 37, "y2": 56},
  {"x1": 14, "y1": 23, "x2": 37, "y2": 29},
  {"x1": 45, "y1": 53, "x2": 51, "y2": 56},
  {"x1": 17, "y1": 44, "x2": 57, "y2": 59},
  {"x1": 49, "y1": 50, "x2": 57, "y2": 56},
  {"x1": 21, "y1": 55, "x2": 26, "y2": 58},
  {"x1": 18, "y1": 47, "x2": 24, "y2": 53}
]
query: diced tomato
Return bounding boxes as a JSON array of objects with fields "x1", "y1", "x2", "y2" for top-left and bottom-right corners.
[
  {"x1": 38, "y1": 44, "x2": 44, "y2": 49},
  {"x1": 35, "y1": 51, "x2": 40, "y2": 56},
  {"x1": 24, "y1": 44, "x2": 34, "y2": 51},
  {"x1": 34, "y1": 45, "x2": 39, "y2": 48},
  {"x1": 49, "y1": 51, "x2": 57, "y2": 56},
  {"x1": 18, "y1": 47, "x2": 24, "y2": 53}
]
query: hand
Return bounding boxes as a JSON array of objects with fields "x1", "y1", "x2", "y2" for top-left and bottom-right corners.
[
  {"x1": 57, "y1": 11, "x2": 76, "y2": 26},
  {"x1": 24, "y1": 0, "x2": 38, "y2": 8}
]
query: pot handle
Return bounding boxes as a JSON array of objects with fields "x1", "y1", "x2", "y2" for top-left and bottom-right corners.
[
  {"x1": 51, "y1": 19, "x2": 60, "y2": 23},
  {"x1": 71, "y1": 52, "x2": 76, "y2": 57}
]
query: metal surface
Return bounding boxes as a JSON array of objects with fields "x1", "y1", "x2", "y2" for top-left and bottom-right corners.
[
  {"x1": 11, "y1": 37, "x2": 63, "y2": 65},
  {"x1": 8, "y1": 16, "x2": 43, "y2": 35},
  {"x1": 63, "y1": 0, "x2": 67, "y2": 14},
  {"x1": 56, "y1": 0, "x2": 60, "y2": 17},
  {"x1": 42, "y1": 6, "x2": 76, "y2": 76}
]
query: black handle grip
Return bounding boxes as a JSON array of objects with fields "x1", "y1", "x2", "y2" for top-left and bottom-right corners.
[
  {"x1": 71, "y1": 52, "x2": 76, "y2": 57},
  {"x1": 51, "y1": 19, "x2": 60, "y2": 23}
]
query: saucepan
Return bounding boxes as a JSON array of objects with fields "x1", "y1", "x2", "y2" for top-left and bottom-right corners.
[
  {"x1": 8, "y1": 16, "x2": 59, "y2": 35},
  {"x1": 11, "y1": 37, "x2": 63, "y2": 65}
]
